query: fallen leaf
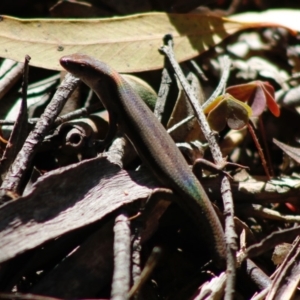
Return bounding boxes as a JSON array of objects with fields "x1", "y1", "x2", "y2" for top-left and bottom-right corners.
[
  {"x1": 230, "y1": 9, "x2": 300, "y2": 33},
  {"x1": 273, "y1": 138, "x2": 300, "y2": 164},
  {"x1": 0, "y1": 12, "x2": 296, "y2": 72},
  {"x1": 0, "y1": 156, "x2": 157, "y2": 263},
  {"x1": 204, "y1": 94, "x2": 252, "y2": 131},
  {"x1": 226, "y1": 81, "x2": 280, "y2": 117}
]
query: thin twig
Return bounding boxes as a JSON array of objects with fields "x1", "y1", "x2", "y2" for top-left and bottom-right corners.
[
  {"x1": 0, "y1": 293, "x2": 61, "y2": 300},
  {"x1": 0, "y1": 55, "x2": 30, "y2": 186},
  {"x1": 0, "y1": 103, "x2": 101, "y2": 127},
  {"x1": 111, "y1": 212, "x2": 131, "y2": 300},
  {"x1": 0, "y1": 73, "x2": 80, "y2": 196},
  {"x1": 0, "y1": 60, "x2": 24, "y2": 99},
  {"x1": 53, "y1": 102, "x2": 102, "y2": 127},
  {"x1": 154, "y1": 70, "x2": 172, "y2": 122},
  {"x1": 245, "y1": 259, "x2": 272, "y2": 290},
  {"x1": 128, "y1": 247, "x2": 162, "y2": 299},
  {"x1": 245, "y1": 226, "x2": 300, "y2": 260},
  {"x1": 160, "y1": 38, "x2": 237, "y2": 300},
  {"x1": 0, "y1": 119, "x2": 38, "y2": 125},
  {"x1": 131, "y1": 228, "x2": 142, "y2": 286},
  {"x1": 167, "y1": 115, "x2": 194, "y2": 134},
  {"x1": 265, "y1": 236, "x2": 300, "y2": 299},
  {"x1": 251, "y1": 287, "x2": 270, "y2": 300},
  {"x1": 243, "y1": 204, "x2": 300, "y2": 222},
  {"x1": 247, "y1": 122, "x2": 271, "y2": 180},
  {"x1": 258, "y1": 117, "x2": 274, "y2": 177},
  {"x1": 154, "y1": 36, "x2": 176, "y2": 126},
  {"x1": 202, "y1": 56, "x2": 231, "y2": 111},
  {"x1": 189, "y1": 60, "x2": 208, "y2": 82}
]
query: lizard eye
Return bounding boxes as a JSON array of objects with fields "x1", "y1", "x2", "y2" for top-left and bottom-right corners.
[{"x1": 78, "y1": 63, "x2": 86, "y2": 70}]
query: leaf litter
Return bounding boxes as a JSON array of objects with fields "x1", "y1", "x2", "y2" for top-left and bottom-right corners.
[{"x1": 1, "y1": 1, "x2": 300, "y2": 299}]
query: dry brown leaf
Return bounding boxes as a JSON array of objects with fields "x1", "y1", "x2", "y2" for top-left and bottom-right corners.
[
  {"x1": 0, "y1": 156, "x2": 157, "y2": 263},
  {"x1": 273, "y1": 138, "x2": 300, "y2": 164},
  {"x1": 230, "y1": 9, "x2": 300, "y2": 32},
  {"x1": 0, "y1": 12, "x2": 295, "y2": 72}
]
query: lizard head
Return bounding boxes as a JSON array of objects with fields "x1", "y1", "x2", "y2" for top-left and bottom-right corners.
[{"x1": 60, "y1": 54, "x2": 114, "y2": 88}]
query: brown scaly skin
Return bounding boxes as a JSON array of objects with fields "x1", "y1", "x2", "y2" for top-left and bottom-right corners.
[{"x1": 60, "y1": 54, "x2": 226, "y2": 267}]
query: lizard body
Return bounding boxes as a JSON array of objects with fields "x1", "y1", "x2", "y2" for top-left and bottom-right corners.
[{"x1": 60, "y1": 54, "x2": 226, "y2": 265}]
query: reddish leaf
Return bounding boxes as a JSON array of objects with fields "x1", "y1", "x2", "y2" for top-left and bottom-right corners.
[
  {"x1": 226, "y1": 81, "x2": 280, "y2": 117},
  {"x1": 225, "y1": 81, "x2": 257, "y2": 103},
  {"x1": 248, "y1": 84, "x2": 267, "y2": 117},
  {"x1": 263, "y1": 82, "x2": 280, "y2": 117}
]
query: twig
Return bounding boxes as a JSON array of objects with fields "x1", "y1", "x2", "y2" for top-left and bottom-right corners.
[
  {"x1": 0, "y1": 103, "x2": 101, "y2": 127},
  {"x1": 189, "y1": 60, "x2": 208, "y2": 82},
  {"x1": 0, "y1": 119, "x2": 38, "y2": 126},
  {"x1": 247, "y1": 122, "x2": 271, "y2": 180},
  {"x1": 244, "y1": 226, "x2": 300, "y2": 260},
  {"x1": 0, "y1": 60, "x2": 24, "y2": 99},
  {"x1": 131, "y1": 228, "x2": 142, "y2": 288},
  {"x1": 53, "y1": 102, "x2": 102, "y2": 127},
  {"x1": 241, "y1": 204, "x2": 300, "y2": 222},
  {"x1": 0, "y1": 293, "x2": 61, "y2": 300},
  {"x1": 245, "y1": 259, "x2": 271, "y2": 291},
  {"x1": 167, "y1": 115, "x2": 194, "y2": 134},
  {"x1": 265, "y1": 236, "x2": 300, "y2": 299},
  {"x1": 160, "y1": 41, "x2": 223, "y2": 163},
  {"x1": 202, "y1": 56, "x2": 231, "y2": 111},
  {"x1": 111, "y1": 212, "x2": 131, "y2": 300},
  {"x1": 258, "y1": 117, "x2": 274, "y2": 177},
  {"x1": 251, "y1": 287, "x2": 270, "y2": 300},
  {"x1": 0, "y1": 55, "x2": 30, "y2": 184},
  {"x1": 154, "y1": 69, "x2": 172, "y2": 122},
  {"x1": 0, "y1": 73, "x2": 80, "y2": 197},
  {"x1": 128, "y1": 247, "x2": 162, "y2": 299},
  {"x1": 160, "y1": 37, "x2": 237, "y2": 300},
  {"x1": 154, "y1": 36, "x2": 176, "y2": 126}
]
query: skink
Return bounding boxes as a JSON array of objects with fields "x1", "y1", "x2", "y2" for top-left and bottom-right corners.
[{"x1": 60, "y1": 54, "x2": 226, "y2": 266}]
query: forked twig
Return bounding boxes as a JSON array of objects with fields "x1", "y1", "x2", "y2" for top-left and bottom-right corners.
[{"x1": 160, "y1": 36, "x2": 237, "y2": 300}]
